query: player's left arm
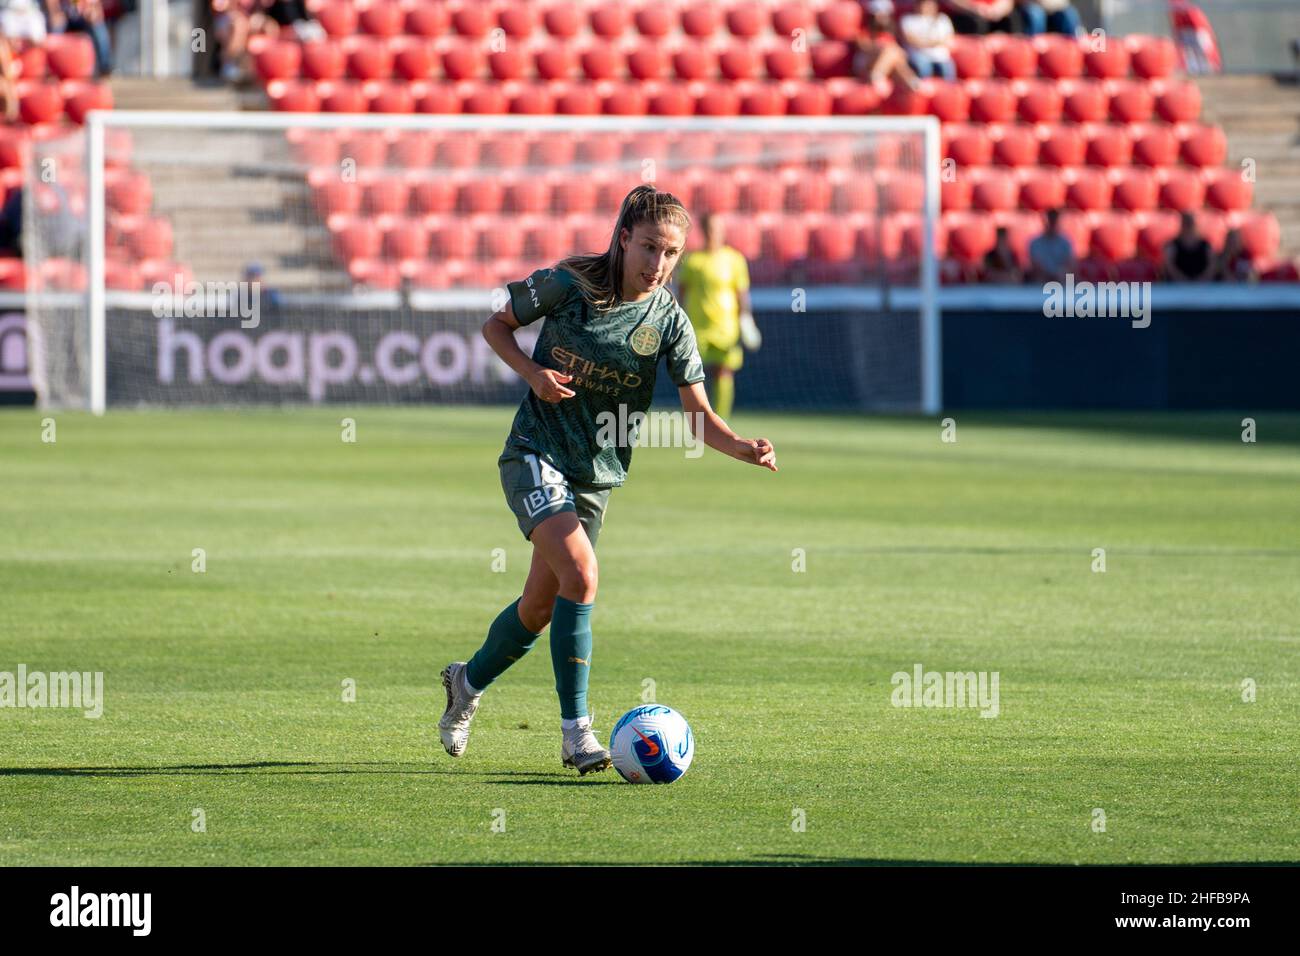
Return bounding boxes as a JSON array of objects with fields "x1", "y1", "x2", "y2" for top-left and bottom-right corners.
[{"x1": 677, "y1": 382, "x2": 777, "y2": 472}]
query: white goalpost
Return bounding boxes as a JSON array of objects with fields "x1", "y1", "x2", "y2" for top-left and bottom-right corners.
[{"x1": 25, "y1": 110, "x2": 942, "y2": 415}]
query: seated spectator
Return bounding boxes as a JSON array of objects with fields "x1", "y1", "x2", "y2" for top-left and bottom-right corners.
[
  {"x1": 944, "y1": 0, "x2": 1021, "y2": 35},
  {"x1": 213, "y1": 0, "x2": 277, "y2": 83},
  {"x1": 901, "y1": 0, "x2": 957, "y2": 81},
  {"x1": 265, "y1": 0, "x2": 323, "y2": 41},
  {"x1": 1214, "y1": 229, "x2": 1256, "y2": 283},
  {"x1": 853, "y1": 0, "x2": 922, "y2": 93},
  {"x1": 0, "y1": 0, "x2": 47, "y2": 43},
  {"x1": 0, "y1": 35, "x2": 19, "y2": 122},
  {"x1": 1164, "y1": 212, "x2": 1213, "y2": 281},
  {"x1": 1018, "y1": 0, "x2": 1083, "y2": 37},
  {"x1": 0, "y1": 185, "x2": 22, "y2": 256},
  {"x1": 982, "y1": 227, "x2": 1022, "y2": 283},
  {"x1": 48, "y1": 1, "x2": 115, "y2": 77},
  {"x1": 1027, "y1": 209, "x2": 1075, "y2": 283}
]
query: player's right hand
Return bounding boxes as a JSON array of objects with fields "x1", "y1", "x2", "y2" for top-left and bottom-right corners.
[{"x1": 529, "y1": 368, "x2": 576, "y2": 402}]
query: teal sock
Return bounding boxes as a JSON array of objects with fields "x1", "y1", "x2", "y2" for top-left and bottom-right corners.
[
  {"x1": 465, "y1": 597, "x2": 542, "y2": 692},
  {"x1": 549, "y1": 595, "x2": 594, "y2": 720}
]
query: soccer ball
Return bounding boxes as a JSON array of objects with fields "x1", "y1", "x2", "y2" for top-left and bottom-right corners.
[{"x1": 609, "y1": 704, "x2": 694, "y2": 784}]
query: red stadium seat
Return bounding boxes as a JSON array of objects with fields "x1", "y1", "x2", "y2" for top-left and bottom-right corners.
[
  {"x1": 410, "y1": 179, "x2": 456, "y2": 213},
  {"x1": 449, "y1": 3, "x2": 492, "y2": 37},
  {"x1": 1039, "y1": 125, "x2": 1086, "y2": 167},
  {"x1": 332, "y1": 217, "x2": 382, "y2": 260},
  {"x1": 1180, "y1": 124, "x2": 1227, "y2": 168},
  {"x1": 1157, "y1": 167, "x2": 1205, "y2": 211},
  {"x1": 553, "y1": 83, "x2": 599, "y2": 114},
  {"x1": 946, "y1": 124, "x2": 993, "y2": 166},
  {"x1": 787, "y1": 82, "x2": 832, "y2": 115},
  {"x1": 499, "y1": 4, "x2": 539, "y2": 38},
  {"x1": 315, "y1": 0, "x2": 358, "y2": 37},
  {"x1": 442, "y1": 43, "x2": 487, "y2": 81},
  {"x1": 928, "y1": 82, "x2": 970, "y2": 122},
  {"x1": 992, "y1": 124, "x2": 1038, "y2": 167},
  {"x1": 772, "y1": 3, "x2": 813, "y2": 38},
  {"x1": 741, "y1": 170, "x2": 784, "y2": 213},
  {"x1": 1074, "y1": 256, "x2": 1115, "y2": 282},
  {"x1": 360, "y1": 1, "x2": 404, "y2": 38},
  {"x1": 810, "y1": 42, "x2": 853, "y2": 79},
  {"x1": 817, "y1": 1, "x2": 862, "y2": 42},
  {"x1": 302, "y1": 41, "x2": 347, "y2": 81},
  {"x1": 741, "y1": 83, "x2": 785, "y2": 115},
  {"x1": 1066, "y1": 168, "x2": 1112, "y2": 210},
  {"x1": 16, "y1": 44, "x2": 47, "y2": 80},
  {"x1": 1204, "y1": 169, "x2": 1254, "y2": 211},
  {"x1": 1091, "y1": 214, "x2": 1138, "y2": 262},
  {"x1": 19, "y1": 82, "x2": 63, "y2": 124},
  {"x1": 764, "y1": 45, "x2": 810, "y2": 80},
  {"x1": 542, "y1": 4, "x2": 582, "y2": 38},
  {"x1": 267, "y1": 79, "x2": 320, "y2": 112},
  {"x1": 1136, "y1": 210, "x2": 1180, "y2": 260},
  {"x1": 319, "y1": 81, "x2": 367, "y2": 113},
  {"x1": 347, "y1": 37, "x2": 393, "y2": 81},
  {"x1": 488, "y1": 47, "x2": 530, "y2": 81},
  {"x1": 369, "y1": 82, "x2": 414, "y2": 113},
  {"x1": 762, "y1": 218, "x2": 809, "y2": 262},
  {"x1": 1062, "y1": 79, "x2": 1108, "y2": 122},
  {"x1": 684, "y1": 4, "x2": 726, "y2": 37},
  {"x1": 106, "y1": 170, "x2": 152, "y2": 215},
  {"x1": 1018, "y1": 79, "x2": 1063, "y2": 123},
  {"x1": 62, "y1": 81, "x2": 112, "y2": 124},
  {"x1": 392, "y1": 40, "x2": 434, "y2": 80},
  {"x1": 787, "y1": 174, "x2": 832, "y2": 213},
  {"x1": 45, "y1": 34, "x2": 95, "y2": 80},
  {"x1": 1084, "y1": 43, "x2": 1130, "y2": 79},
  {"x1": 312, "y1": 175, "x2": 360, "y2": 217},
  {"x1": 383, "y1": 219, "x2": 429, "y2": 260},
  {"x1": 580, "y1": 45, "x2": 622, "y2": 81},
  {"x1": 1085, "y1": 123, "x2": 1133, "y2": 167},
  {"x1": 947, "y1": 216, "x2": 996, "y2": 263},
  {"x1": 949, "y1": 35, "x2": 993, "y2": 79},
  {"x1": 1156, "y1": 81, "x2": 1202, "y2": 123},
  {"x1": 363, "y1": 175, "x2": 409, "y2": 215},
  {"x1": 633, "y1": 6, "x2": 673, "y2": 37},
  {"x1": 288, "y1": 128, "x2": 338, "y2": 165},
  {"x1": 720, "y1": 44, "x2": 761, "y2": 81},
  {"x1": 459, "y1": 175, "x2": 506, "y2": 214},
  {"x1": 509, "y1": 84, "x2": 555, "y2": 114},
  {"x1": 648, "y1": 83, "x2": 693, "y2": 115},
  {"x1": 416, "y1": 84, "x2": 461, "y2": 114},
  {"x1": 1260, "y1": 259, "x2": 1299, "y2": 282},
  {"x1": 882, "y1": 83, "x2": 929, "y2": 116},
  {"x1": 1107, "y1": 79, "x2": 1154, "y2": 123},
  {"x1": 590, "y1": 4, "x2": 631, "y2": 38},
  {"x1": 673, "y1": 43, "x2": 718, "y2": 81},
  {"x1": 1035, "y1": 34, "x2": 1083, "y2": 79},
  {"x1": 992, "y1": 36, "x2": 1037, "y2": 79},
  {"x1": 461, "y1": 83, "x2": 509, "y2": 113},
  {"x1": 602, "y1": 83, "x2": 648, "y2": 115},
  {"x1": 969, "y1": 81, "x2": 1017, "y2": 123},
  {"x1": 810, "y1": 218, "x2": 857, "y2": 262},
  {"x1": 254, "y1": 40, "x2": 301, "y2": 81},
  {"x1": 1133, "y1": 125, "x2": 1180, "y2": 167},
  {"x1": 1112, "y1": 168, "x2": 1159, "y2": 211},
  {"x1": 970, "y1": 168, "x2": 1018, "y2": 211},
  {"x1": 405, "y1": 4, "x2": 448, "y2": 37},
  {"x1": 535, "y1": 43, "x2": 577, "y2": 80},
  {"x1": 695, "y1": 82, "x2": 741, "y2": 116},
  {"x1": 832, "y1": 81, "x2": 882, "y2": 115},
  {"x1": 941, "y1": 176, "x2": 973, "y2": 211},
  {"x1": 1193, "y1": 210, "x2": 1229, "y2": 251},
  {"x1": 726, "y1": 5, "x2": 766, "y2": 37},
  {"x1": 1127, "y1": 35, "x2": 1177, "y2": 79},
  {"x1": 1019, "y1": 167, "x2": 1067, "y2": 211},
  {"x1": 1117, "y1": 257, "x2": 1160, "y2": 282},
  {"x1": 389, "y1": 132, "x2": 433, "y2": 168},
  {"x1": 879, "y1": 171, "x2": 925, "y2": 212}
]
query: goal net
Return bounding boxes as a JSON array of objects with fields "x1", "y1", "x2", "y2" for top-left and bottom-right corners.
[{"x1": 24, "y1": 113, "x2": 940, "y2": 414}]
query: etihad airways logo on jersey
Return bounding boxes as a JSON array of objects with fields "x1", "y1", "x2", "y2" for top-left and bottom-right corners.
[{"x1": 550, "y1": 347, "x2": 642, "y2": 390}]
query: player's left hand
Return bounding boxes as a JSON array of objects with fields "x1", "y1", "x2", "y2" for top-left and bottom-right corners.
[{"x1": 736, "y1": 437, "x2": 777, "y2": 472}]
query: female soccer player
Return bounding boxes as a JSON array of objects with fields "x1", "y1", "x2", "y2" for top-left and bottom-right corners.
[{"x1": 438, "y1": 184, "x2": 778, "y2": 775}]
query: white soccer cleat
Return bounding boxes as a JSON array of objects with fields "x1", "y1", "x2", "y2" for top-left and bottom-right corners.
[
  {"x1": 438, "y1": 662, "x2": 482, "y2": 757},
  {"x1": 561, "y1": 712, "x2": 612, "y2": 775}
]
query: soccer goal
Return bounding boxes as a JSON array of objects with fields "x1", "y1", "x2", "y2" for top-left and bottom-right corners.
[{"x1": 23, "y1": 111, "x2": 941, "y2": 415}]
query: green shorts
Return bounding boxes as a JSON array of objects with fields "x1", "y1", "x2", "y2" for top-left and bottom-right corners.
[{"x1": 498, "y1": 444, "x2": 612, "y2": 548}]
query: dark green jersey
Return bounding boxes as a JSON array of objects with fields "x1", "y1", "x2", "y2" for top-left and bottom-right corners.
[{"x1": 504, "y1": 265, "x2": 706, "y2": 489}]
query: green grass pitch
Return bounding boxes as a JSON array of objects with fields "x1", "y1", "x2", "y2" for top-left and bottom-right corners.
[{"x1": 1, "y1": 407, "x2": 1296, "y2": 865}]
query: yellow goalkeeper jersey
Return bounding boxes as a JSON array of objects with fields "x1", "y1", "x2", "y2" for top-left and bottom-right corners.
[{"x1": 676, "y1": 246, "x2": 750, "y2": 352}]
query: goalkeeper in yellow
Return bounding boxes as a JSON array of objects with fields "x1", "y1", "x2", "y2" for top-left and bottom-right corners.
[{"x1": 673, "y1": 213, "x2": 761, "y2": 418}]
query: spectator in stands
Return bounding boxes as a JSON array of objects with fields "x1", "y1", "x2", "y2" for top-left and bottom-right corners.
[
  {"x1": 0, "y1": 186, "x2": 21, "y2": 256},
  {"x1": 47, "y1": 1, "x2": 115, "y2": 77},
  {"x1": 982, "y1": 227, "x2": 1022, "y2": 283},
  {"x1": 853, "y1": 1, "x2": 922, "y2": 93},
  {"x1": 1017, "y1": 0, "x2": 1083, "y2": 37},
  {"x1": 213, "y1": 0, "x2": 273, "y2": 83},
  {"x1": 1213, "y1": 229, "x2": 1256, "y2": 283},
  {"x1": 1027, "y1": 209, "x2": 1076, "y2": 283},
  {"x1": 0, "y1": 0, "x2": 48, "y2": 43},
  {"x1": 901, "y1": 0, "x2": 957, "y2": 81},
  {"x1": 1164, "y1": 212, "x2": 1214, "y2": 281},
  {"x1": 0, "y1": 35, "x2": 20, "y2": 122},
  {"x1": 944, "y1": 0, "x2": 1021, "y2": 35}
]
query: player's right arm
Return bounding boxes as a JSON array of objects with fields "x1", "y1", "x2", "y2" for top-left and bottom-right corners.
[{"x1": 482, "y1": 299, "x2": 575, "y2": 403}]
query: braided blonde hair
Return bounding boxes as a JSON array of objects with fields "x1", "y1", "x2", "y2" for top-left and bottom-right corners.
[{"x1": 557, "y1": 184, "x2": 691, "y2": 313}]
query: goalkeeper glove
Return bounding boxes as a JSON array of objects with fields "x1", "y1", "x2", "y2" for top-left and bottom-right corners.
[{"x1": 739, "y1": 311, "x2": 762, "y2": 351}]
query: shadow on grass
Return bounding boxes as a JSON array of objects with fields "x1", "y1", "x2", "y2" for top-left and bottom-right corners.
[
  {"x1": 0, "y1": 761, "x2": 610, "y2": 785},
  {"x1": 420, "y1": 854, "x2": 1300, "y2": 867}
]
